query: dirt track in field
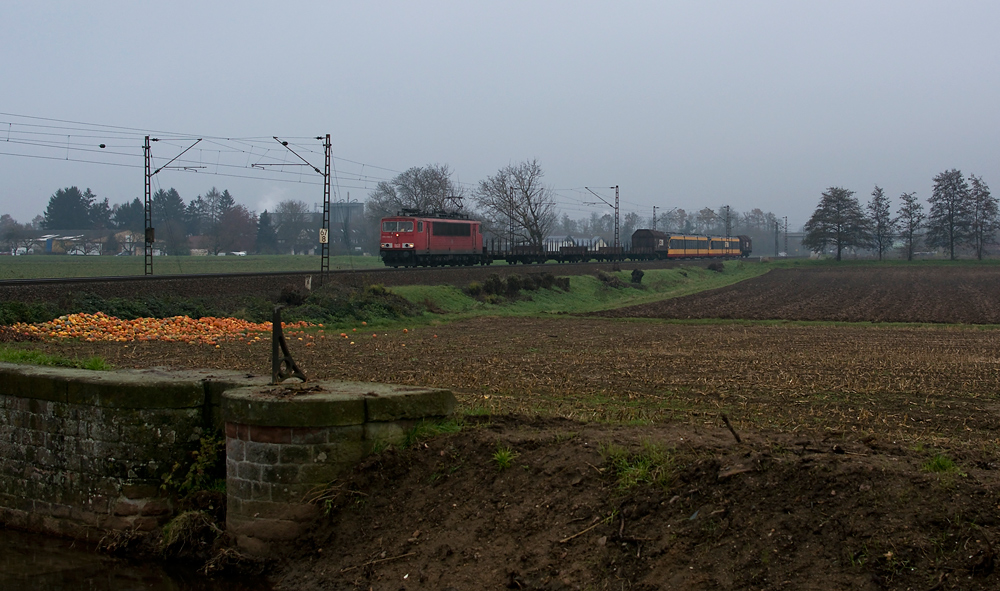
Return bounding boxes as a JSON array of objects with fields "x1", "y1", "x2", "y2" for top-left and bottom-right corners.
[{"x1": 594, "y1": 264, "x2": 1000, "y2": 324}]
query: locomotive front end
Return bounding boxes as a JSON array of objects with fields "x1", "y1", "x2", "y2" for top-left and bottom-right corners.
[{"x1": 380, "y1": 217, "x2": 417, "y2": 267}]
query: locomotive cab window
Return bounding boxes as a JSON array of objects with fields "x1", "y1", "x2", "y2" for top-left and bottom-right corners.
[
  {"x1": 432, "y1": 222, "x2": 472, "y2": 237},
  {"x1": 382, "y1": 221, "x2": 396, "y2": 232},
  {"x1": 397, "y1": 221, "x2": 414, "y2": 232},
  {"x1": 417, "y1": 221, "x2": 423, "y2": 232}
]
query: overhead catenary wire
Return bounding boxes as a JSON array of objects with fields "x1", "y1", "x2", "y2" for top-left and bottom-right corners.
[
  {"x1": 1, "y1": 111, "x2": 721, "y2": 227},
  {"x1": 0, "y1": 115, "x2": 406, "y2": 200}
]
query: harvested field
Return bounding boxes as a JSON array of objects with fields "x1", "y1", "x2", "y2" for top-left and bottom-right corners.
[
  {"x1": 8, "y1": 263, "x2": 1000, "y2": 589},
  {"x1": 36, "y1": 317, "x2": 1000, "y2": 450},
  {"x1": 25, "y1": 316, "x2": 1000, "y2": 589},
  {"x1": 595, "y1": 264, "x2": 1000, "y2": 323}
]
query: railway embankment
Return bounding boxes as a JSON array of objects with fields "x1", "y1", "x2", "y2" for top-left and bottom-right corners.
[{"x1": 0, "y1": 258, "x2": 716, "y2": 306}]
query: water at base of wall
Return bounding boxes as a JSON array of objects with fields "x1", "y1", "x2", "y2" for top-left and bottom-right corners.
[{"x1": 0, "y1": 528, "x2": 272, "y2": 591}]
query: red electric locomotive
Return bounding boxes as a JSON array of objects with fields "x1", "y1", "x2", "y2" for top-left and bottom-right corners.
[{"x1": 380, "y1": 210, "x2": 487, "y2": 267}]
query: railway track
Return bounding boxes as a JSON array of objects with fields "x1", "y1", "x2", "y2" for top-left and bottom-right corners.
[{"x1": 0, "y1": 258, "x2": 733, "y2": 304}]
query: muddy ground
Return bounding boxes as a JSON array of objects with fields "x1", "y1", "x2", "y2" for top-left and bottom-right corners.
[
  {"x1": 7, "y1": 263, "x2": 1000, "y2": 589},
  {"x1": 275, "y1": 417, "x2": 999, "y2": 591}
]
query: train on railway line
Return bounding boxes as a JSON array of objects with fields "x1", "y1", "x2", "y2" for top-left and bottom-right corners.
[{"x1": 379, "y1": 211, "x2": 752, "y2": 267}]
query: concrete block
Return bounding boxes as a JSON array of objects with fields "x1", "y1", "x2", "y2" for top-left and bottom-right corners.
[
  {"x1": 260, "y1": 464, "x2": 299, "y2": 486},
  {"x1": 0, "y1": 366, "x2": 69, "y2": 403},
  {"x1": 297, "y1": 462, "x2": 348, "y2": 485},
  {"x1": 249, "y1": 481, "x2": 272, "y2": 502},
  {"x1": 247, "y1": 425, "x2": 292, "y2": 444},
  {"x1": 139, "y1": 499, "x2": 171, "y2": 517},
  {"x1": 228, "y1": 477, "x2": 252, "y2": 501},
  {"x1": 311, "y1": 441, "x2": 370, "y2": 465},
  {"x1": 278, "y1": 444, "x2": 312, "y2": 465},
  {"x1": 365, "y1": 387, "x2": 456, "y2": 422},
  {"x1": 290, "y1": 427, "x2": 327, "y2": 445},
  {"x1": 222, "y1": 387, "x2": 366, "y2": 427},
  {"x1": 327, "y1": 424, "x2": 365, "y2": 443},
  {"x1": 121, "y1": 482, "x2": 160, "y2": 499},
  {"x1": 68, "y1": 372, "x2": 204, "y2": 409},
  {"x1": 113, "y1": 499, "x2": 142, "y2": 517},
  {"x1": 364, "y1": 421, "x2": 409, "y2": 445},
  {"x1": 236, "y1": 462, "x2": 261, "y2": 482},
  {"x1": 245, "y1": 442, "x2": 279, "y2": 465},
  {"x1": 232, "y1": 500, "x2": 317, "y2": 523}
]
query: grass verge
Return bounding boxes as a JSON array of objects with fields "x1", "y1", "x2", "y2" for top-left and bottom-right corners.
[
  {"x1": 391, "y1": 262, "x2": 770, "y2": 319},
  {"x1": 0, "y1": 345, "x2": 111, "y2": 370}
]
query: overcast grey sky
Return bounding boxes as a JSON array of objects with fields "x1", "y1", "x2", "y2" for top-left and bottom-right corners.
[{"x1": 2, "y1": 1, "x2": 999, "y2": 230}]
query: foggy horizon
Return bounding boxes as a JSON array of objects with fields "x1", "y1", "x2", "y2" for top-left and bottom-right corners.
[{"x1": 3, "y1": 2, "x2": 999, "y2": 232}]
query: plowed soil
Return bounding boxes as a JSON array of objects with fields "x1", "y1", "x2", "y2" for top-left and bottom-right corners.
[
  {"x1": 593, "y1": 264, "x2": 1000, "y2": 323},
  {"x1": 7, "y1": 263, "x2": 1000, "y2": 590}
]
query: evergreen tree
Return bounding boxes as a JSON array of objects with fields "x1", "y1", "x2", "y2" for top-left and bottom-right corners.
[
  {"x1": 968, "y1": 175, "x2": 999, "y2": 260},
  {"x1": 185, "y1": 196, "x2": 207, "y2": 236},
  {"x1": 42, "y1": 186, "x2": 94, "y2": 230},
  {"x1": 866, "y1": 185, "x2": 897, "y2": 260},
  {"x1": 802, "y1": 187, "x2": 869, "y2": 261},
  {"x1": 255, "y1": 210, "x2": 278, "y2": 254},
  {"x1": 926, "y1": 169, "x2": 971, "y2": 260},
  {"x1": 894, "y1": 192, "x2": 925, "y2": 261},
  {"x1": 89, "y1": 196, "x2": 113, "y2": 230},
  {"x1": 151, "y1": 188, "x2": 189, "y2": 255},
  {"x1": 219, "y1": 189, "x2": 236, "y2": 214},
  {"x1": 112, "y1": 198, "x2": 145, "y2": 232}
]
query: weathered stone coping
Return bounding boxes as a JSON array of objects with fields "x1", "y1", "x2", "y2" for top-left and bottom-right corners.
[{"x1": 222, "y1": 381, "x2": 456, "y2": 427}]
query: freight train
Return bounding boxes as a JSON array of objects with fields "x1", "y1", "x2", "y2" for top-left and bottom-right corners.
[{"x1": 379, "y1": 211, "x2": 752, "y2": 267}]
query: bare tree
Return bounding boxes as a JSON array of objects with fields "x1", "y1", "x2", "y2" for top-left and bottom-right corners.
[
  {"x1": 1, "y1": 221, "x2": 38, "y2": 254},
  {"x1": 664, "y1": 208, "x2": 688, "y2": 232},
  {"x1": 557, "y1": 213, "x2": 578, "y2": 236},
  {"x1": 474, "y1": 159, "x2": 557, "y2": 248},
  {"x1": 218, "y1": 204, "x2": 258, "y2": 254},
  {"x1": 365, "y1": 164, "x2": 465, "y2": 222},
  {"x1": 621, "y1": 211, "x2": 641, "y2": 243},
  {"x1": 867, "y1": 185, "x2": 897, "y2": 260},
  {"x1": 894, "y1": 192, "x2": 924, "y2": 261},
  {"x1": 695, "y1": 207, "x2": 717, "y2": 233},
  {"x1": 274, "y1": 200, "x2": 314, "y2": 255},
  {"x1": 967, "y1": 175, "x2": 999, "y2": 260}
]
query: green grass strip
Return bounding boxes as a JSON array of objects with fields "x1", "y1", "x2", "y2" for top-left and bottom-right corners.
[{"x1": 0, "y1": 346, "x2": 111, "y2": 370}]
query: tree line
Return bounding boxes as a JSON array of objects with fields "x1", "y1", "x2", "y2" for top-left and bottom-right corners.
[
  {"x1": 4, "y1": 160, "x2": 786, "y2": 256},
  {"x1": 0, "y1": 186, "x2": 350, "y2": 256},
  {"x1": 803, "y1": 169, "x2": 997, "y2": 261},
  {"x1": 365, "y1": 160, "x2": 782, "y2": 251}
]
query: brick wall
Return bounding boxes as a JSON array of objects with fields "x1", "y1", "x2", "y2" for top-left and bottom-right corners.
[
  {"x1": 0, "y1": 363, "x2": 264, "y2": 541},
  {"x1": 222, "y1": 382, "x2": 456, "y2": 555},
  {"x1": 0, "y1": 362, "x2": 455, "y2": 552}
]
